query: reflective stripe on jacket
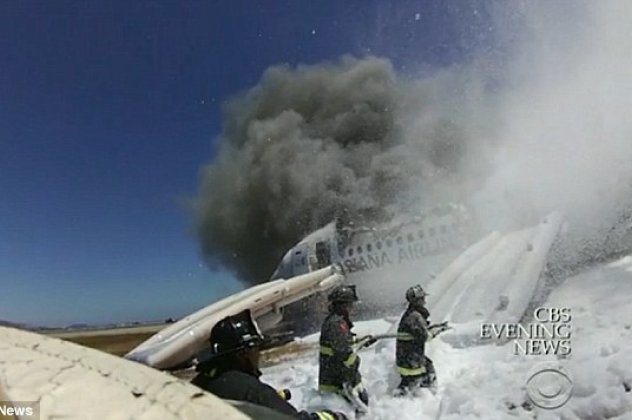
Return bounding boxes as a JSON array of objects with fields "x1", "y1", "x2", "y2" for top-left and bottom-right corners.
[
  {"x1": 395, "y1": 306, "x2": 433, "y2": 376},
  {"x1": 318, "y1": 312, "x2": 361, "y2": 390}
]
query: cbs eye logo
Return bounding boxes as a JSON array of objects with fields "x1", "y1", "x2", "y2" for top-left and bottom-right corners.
[{"x1": 525, "y1": 362, "x2": 573, "y2": 409}]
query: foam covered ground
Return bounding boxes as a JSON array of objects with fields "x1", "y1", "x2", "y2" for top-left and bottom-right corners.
[{"x1": 261, "y1": 255, "x2": 632, "y2": 420}]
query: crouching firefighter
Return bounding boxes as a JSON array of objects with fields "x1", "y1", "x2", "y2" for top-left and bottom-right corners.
[
  {"x1": 191, "y1": 309, "x2": 348, "y2": 420},
  {"x1": 395, "y1": 284, "x2": 450, "y2": 395},
  {"x1": 318, "y1": 285, "x2": 369, "y2": 415}
]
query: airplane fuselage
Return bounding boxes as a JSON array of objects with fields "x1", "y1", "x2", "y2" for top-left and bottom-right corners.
[{"x1": 270, "y1": 204, "x2": 478, "y2": 312}]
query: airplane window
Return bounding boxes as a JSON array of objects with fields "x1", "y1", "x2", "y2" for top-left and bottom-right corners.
[
  {"x1": 386, "y1": 239, "x2": 393, "y2": 247},
  {"x1": 294, "y1": 250, "x2": 302, "y2": 255},
  {"x1": 396, "y1": 236, "x2": 403, "y2": 245},
  {"x1": 377, "y1": 241, "x2": 382, "y2": 250},
  {"x1": 418, "y1": 230, "x2": 424, "y2": 239},
  {"x1": 407, "y1": 233, "x2": 414, "y2": 242},
  {"x1": 357, "y1": 246, "x2": 363, "y2": 254},
  {"x1": 367, "y1": 243, "x2": 372, "y2": 252}
]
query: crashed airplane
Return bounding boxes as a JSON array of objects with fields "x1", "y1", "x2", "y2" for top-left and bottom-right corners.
[
  {"x1": 125, "y1": 204, "x2": 483, "y2": 371},
  {"x1": 270, "y1": 204, "x2": 480, "y2": 314},
  {"x1": 125, "y1": 206, "x2": 564, "y2": 372},
  {"x1": 0, "y1": 211, "x2": 566, "y2": 419}
]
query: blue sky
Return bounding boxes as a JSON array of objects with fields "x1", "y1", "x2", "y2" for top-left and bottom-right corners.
[{"x1": 0, "y1": 0, "x2": 495, "y2": 327}]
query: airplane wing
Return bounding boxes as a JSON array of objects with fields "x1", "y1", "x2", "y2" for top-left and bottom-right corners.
[
  {"x1": 0, "y1": 326, "x2": 252, "y2": 420},
  {"x1": 125, "y1": 265, "x2": 344, "y2": 370}
]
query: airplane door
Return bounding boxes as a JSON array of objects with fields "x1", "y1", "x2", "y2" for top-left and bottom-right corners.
[
  {"x1": 291, "y1": 243, "x2": 309, "y2": 275},
  {"x1": 315, "y1": 241, "x2": 331, "y2": 269}
]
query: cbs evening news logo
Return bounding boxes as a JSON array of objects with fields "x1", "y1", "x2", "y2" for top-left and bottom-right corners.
[
  {"x1": 480, "y1": 307, "x2": 572, "y2": 356},
  {"x1": 0, "y1": 401, "x2": 39, "y2": 418}
]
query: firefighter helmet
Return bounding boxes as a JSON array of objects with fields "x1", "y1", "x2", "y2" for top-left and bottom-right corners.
[
  {"x1": 328, "y1": 285, "x2": 359, "y2": 304},
  {"x1": 209, "y1": 309, "x2": 264, "y2": 356},
  {"x1": 406, "y1": 284, "x2": 428, "y2": 303}
]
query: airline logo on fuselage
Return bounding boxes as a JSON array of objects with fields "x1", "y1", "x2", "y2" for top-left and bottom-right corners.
[{"x1": 340, "y1": 233, "x2": 465, "y2": 274}]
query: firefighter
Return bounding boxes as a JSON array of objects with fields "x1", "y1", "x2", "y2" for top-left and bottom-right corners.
[
  {"x1": 191, "y1": 309, "x2": 347, "y2": 420},
  {"x1": 395, "y1": 284, "x2": 449, "y2": 395},
  {"x1": 318, "y1": 285, "x2": 369, "y2": 415}
]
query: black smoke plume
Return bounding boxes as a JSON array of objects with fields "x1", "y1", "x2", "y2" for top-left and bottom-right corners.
[{"x1": 189, "y1": 56, "x2": 495, "y2": 284}]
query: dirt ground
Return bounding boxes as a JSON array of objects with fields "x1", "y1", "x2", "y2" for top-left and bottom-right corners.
[
  {"x1": 50, "y1": 326, "x2": 316, "y2": 363},
  {"x1": 45, "y1": 324, "x2": 164, "y2": 357},
  {"x1": 50, "y1": 330, "x2": 157, "y2": 357}
]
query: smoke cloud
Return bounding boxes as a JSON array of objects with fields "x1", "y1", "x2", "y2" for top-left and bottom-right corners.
[
  {"x1": 190, "y1": 1, "x2": 632, "y2": 285},
  {"x1": 471, "y1": 1, "x2": 632, "y2": 266}
]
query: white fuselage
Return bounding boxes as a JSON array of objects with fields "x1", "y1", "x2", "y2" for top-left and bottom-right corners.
[{"x1": 270, "y1": 205, "x2": 478, "y2": 311}]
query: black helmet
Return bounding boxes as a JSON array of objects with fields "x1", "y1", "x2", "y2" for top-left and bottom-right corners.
[
  {"x1": 209, "y1": 309, "x2": 264, "y2": 356},
  {"x1": 406, "y1": 284, "x2": 428, "y2": 303},
  {"x1": 328, "y1": 285, "x2": 359, "y2": 304}
]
